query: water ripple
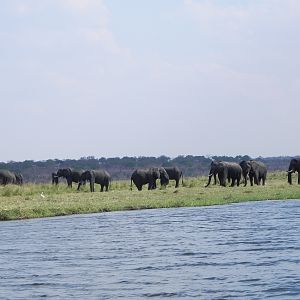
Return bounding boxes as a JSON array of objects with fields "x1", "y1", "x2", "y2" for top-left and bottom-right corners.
[{"x1": 0, "y1": 200, "x2": 299, "y2": 299}]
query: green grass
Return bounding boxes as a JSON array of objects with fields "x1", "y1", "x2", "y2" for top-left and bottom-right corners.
[{"x1": 0, "y1": 172, "x2": 299, "y2": 221}]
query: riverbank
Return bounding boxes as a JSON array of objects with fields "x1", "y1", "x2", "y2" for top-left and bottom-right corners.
[{"x1": 0, "y1": 172, "x2": 299, "y2": 221}]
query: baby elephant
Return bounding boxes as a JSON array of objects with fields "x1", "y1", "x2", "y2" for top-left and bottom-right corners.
[{"x1": 77, "y1": 170, "x2": 111, "y2": 192}]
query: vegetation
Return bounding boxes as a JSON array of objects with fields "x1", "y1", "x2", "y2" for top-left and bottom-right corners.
[{"x1": 0, "y1": 172, "x2": 299, "y2": 221}]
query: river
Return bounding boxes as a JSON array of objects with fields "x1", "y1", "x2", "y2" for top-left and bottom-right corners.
[{"x1": 0, "y1": 200, "x2": 299, "y2": 299}]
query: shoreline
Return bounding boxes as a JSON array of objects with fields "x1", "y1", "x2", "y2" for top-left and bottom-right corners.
[{"x1": 0, "y1": 172, "x2": 299, "y2": 221}]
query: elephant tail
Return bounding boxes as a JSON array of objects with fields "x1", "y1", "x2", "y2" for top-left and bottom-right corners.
[{"x1": 107, "y1": 177, "x2": 112, "y2": 191}]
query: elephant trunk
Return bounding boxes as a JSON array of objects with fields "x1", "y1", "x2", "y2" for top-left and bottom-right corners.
[
  {"x1": 205, "y1": 174, "x2": 213, "y2": 187},
  {"x1": 52, "y1": 174, "x2": 58, "y2": 185},
  {"x1": 77, "y1": 181, "x2": 82, "y2": 191},
  {"x1": 243, "y1": 172, "x2": 248, "y2": 186}
]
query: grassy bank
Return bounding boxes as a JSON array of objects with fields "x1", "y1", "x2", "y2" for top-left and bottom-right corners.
[{"x1": 0, "y1": 172, "x2": 299, "y2": 221}]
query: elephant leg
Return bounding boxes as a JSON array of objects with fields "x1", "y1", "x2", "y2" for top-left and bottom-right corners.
[
  {"x1": 262, "y1": 176, "x2": 266, "y2": 186},
  {"x1": 249, "y1": 175, "x2": 254, "y2": 186},
  {"x1": 149, "y1": 180, "x2": 156, "y2": 190},
  {"x1": 256, "y1": 174, "x2": 260, "y2": 185},
  {"x1": 90, "y1": 181, "x2": 95, "y2": 192},
  {"x1": 100, "y1": 185, "x2": 104, "y2": 192},
  {"x1": 254, "y1": 172, "x2": 259, "y2": 185},
  {"x1": 230, "y1": 177, "x2": 235, "y2": 187},
  {"x1": 223, "y1": 169, "x2": 228, "y2": 187},
  {"x1": 213, "y1": 174, "x2": 217, "y2": 185},
  {"x1": 298, "y1": 172, "x2": 300, "y2": 184},
  {"x1": 105, "y1": 184, "x2": 108, "y2": 191},
  {"x1": 237, "y1": 177, "x2": 240, "y2": 187},
  {"x1": 218, "y1": 173, "x2": 226, "y2": 187},
  {"x1": 67, "y1": 178, "x2": 72, "y2": 187},
  {"x1": 175, "y1": 179, "x2": 179, "y2": 188}
]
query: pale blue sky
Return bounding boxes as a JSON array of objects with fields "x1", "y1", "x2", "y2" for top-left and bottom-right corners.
[{"x1": 1, "y1": 0, "x2": 299, "y2": 161}]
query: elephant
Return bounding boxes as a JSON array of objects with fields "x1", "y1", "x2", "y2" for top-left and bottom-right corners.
[
  {"x1": 205, "y1": 161, "x2": 242, "y2": 187},
  {"x1": 161, "y1": 166, "x2": 183, "y2": 188},
  {"x1": 205, "y1": 161, "x2": 225, "y2": 187},
  {"x1": 14, "y1": 173, "x2": 23, "y2": 185},
  {"x1": 54, "y1": 168, "x2": 84, "y2": 188},
  {"x1": 131, "y1": 167, "x2": 169, "y2": 191},
  {"x1": 0, "y1": 170, "x2": 23, "y2": 185},
  {"x1": 205, "y1": 161, "x2": 221, "y2": 186},
  {"x1": 239, "y1": 160, "x2": 267, "y2": 186},
  {"x1": 287, "y1": 158, "x2": 300, "y2": 184},
  {"x1": 77, "y1": 170, "x2": 111, "y2": 192}
]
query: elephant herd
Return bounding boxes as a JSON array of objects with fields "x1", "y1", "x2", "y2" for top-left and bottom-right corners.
[
  {"x1": 130, "y1": 167, "x2": 183, "y2": 191},
  {"x1": 51, "y1": 166, "x2": 183, "y2": 192},
  {"x1": 52, "y1": 168, "x2": 111, "y2": 192},
  {"x1": 1, "y1": 158, "x2": 300, "y2": 190},
  {"x1": 205, "y1": 160, "x2": 267, "y2": 187}
]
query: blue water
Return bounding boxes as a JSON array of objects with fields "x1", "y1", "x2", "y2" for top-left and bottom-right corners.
[{"x1": 0, "y1": 200, "x2": 299, "y2": 299}]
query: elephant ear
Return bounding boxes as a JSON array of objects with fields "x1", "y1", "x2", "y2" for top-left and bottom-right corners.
[
  {"x1": 89, "y1": 170, "x2": 95, "y2": 182},
  {"x1": 66, "y1": 168, "x2": 72, "y2": 176}
]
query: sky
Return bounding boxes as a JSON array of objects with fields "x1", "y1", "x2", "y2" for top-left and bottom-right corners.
[{"x1": 1, "y1": 0, "x2": 300, "y2": 162}]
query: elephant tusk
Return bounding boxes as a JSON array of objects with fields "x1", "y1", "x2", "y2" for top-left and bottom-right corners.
[
  {"x1": 208, "y1": 173, "x2": 213, "y2": 177},
  {"x1": 287, "y1": 170, "x2": 294, "y2": 173}
]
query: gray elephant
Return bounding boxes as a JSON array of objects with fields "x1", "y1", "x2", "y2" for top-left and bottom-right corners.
[
  {"x1": 205, "y1": 161, "x2": 242, "y2": 187},
  {"x1": 161, "y1": 166, "x2": 183, "y2": 188},
  {"x1": 131, "y1": 167, "x2": 169, "y2": 191},
  {"x1": 205, "y1": 161, "x2": 226, "y2": 186},
  {"x1": 240, "y1": 160, "x2": 267, "y2": 186},
  {"x1": 54, "y1": 168, "x2": 84, "y2": 187},
  {"x1": 205, "y1": 160, "x2": 221, "y2": 186},
  {"x1": 287, "y1": 158, "x2": 300, "y2": 184},
  {"x1": 0, "y1": 170, "x2": 23, "y2": 185},
  {"x1": 77, "y1": 170, "x2": 111, "y2": 192},
  {"x1": 14, "y1": 173, "x2": 23, "y2": 185}
]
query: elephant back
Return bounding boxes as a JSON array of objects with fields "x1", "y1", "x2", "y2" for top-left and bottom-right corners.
[
  {"x1": 226, "y1": 162, "x2": 242, "y2": 173},
  {"x1": 57, "y1": 168, "x2": 72, "y2": 177},
  {"x1": 163, "y1": 167, "x2": 180, "y2": 179}
]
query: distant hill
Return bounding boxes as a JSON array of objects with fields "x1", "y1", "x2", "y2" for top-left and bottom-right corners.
[{"x1": 0, "y1": 155, "x2": 296, "y2": 183}]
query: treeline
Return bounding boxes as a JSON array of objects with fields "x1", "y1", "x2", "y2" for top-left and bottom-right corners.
[{"x1": 0, "y1": 155, "x2": 295, "y2": 183}]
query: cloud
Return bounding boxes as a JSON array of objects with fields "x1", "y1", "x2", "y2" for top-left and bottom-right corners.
[
  {"x1": 184, "y1": 0, "x2": 300, "y2": 31},
  {"x1": 5, "y1": 0, "x2": 126, "y2": 57},
  {"x1": 62, "y1": 0, "x2": 107, "y2": 14},
  {"x1": 15, "y1": 3, "x2": 32, "y2": 15}
]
